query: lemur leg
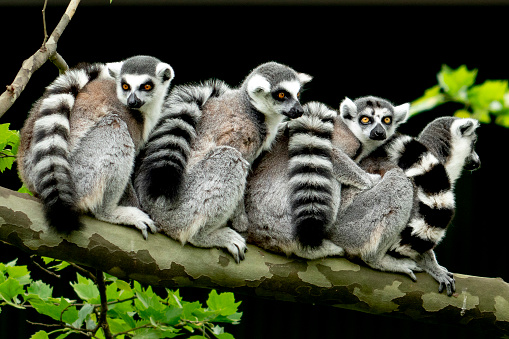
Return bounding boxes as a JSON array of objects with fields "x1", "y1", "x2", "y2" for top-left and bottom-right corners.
[
  {"x1": 71, "y1": 115, "x2": 156, "y2": 239},
  {"x1": 163, "y1": 146, "x2": 249, "y2": 263},
  {"x1": 331, "y1": 147, "x2": 381, "y2": 189},
  {"x1": 332, "y1": 168, "x2": 418, "y2": 279},
  {"x1": 414, "y1": 250, "x2": 455, "y2": 296}
]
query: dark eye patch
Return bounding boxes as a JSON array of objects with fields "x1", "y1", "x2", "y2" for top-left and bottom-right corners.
[{"x1": 272, "y1": 90, "x2": 290, "y2": 102}]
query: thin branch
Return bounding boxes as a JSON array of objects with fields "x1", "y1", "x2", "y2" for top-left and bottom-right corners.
[
  {"x1": 97, "y1": 271, "x2": 113, "y2": 339},
  {"x1": 0, "y1": 0, "x2": 80, "y2": 118},
  {"x1": 30, "y1": 255, "x2": 61, "y2": 279},
  {"x1": 41, "y1": 0, "x2": 49, "y2": 48},
  {"x1": 69, "y1": 262, "x2": 97, "y2": 283}
]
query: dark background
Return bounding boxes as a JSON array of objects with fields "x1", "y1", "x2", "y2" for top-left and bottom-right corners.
[{"x1": 1, "y1": 2, "x2": 508, "y2": 338}]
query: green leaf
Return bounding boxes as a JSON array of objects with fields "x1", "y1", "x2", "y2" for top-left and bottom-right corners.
[
  {"x1": 26, "y1": 280, "x2": 53, "y2": 300},
  {"x1": 30, "y1": 330, "x2": 50, "y2": 339},
  {"x1": 206, "y1": 290, "x2": 241, "y2": 317},
  {"x1": 0, "y1": 277, "x2": 24, "y2": 303},
  {"x1": 29, "y1": 297, "x2": 79, "y2": 324},
  {"x1": 409, "y1": 85, "x2": 446, "y2": 116},
  {"x1": 437, "y1": 64, "x2": 477, "y2": 98},
  {"x1": 468, "y1": 80, "x2": 508, "y2": 111},
  {"x1": 6, "y1": 264, "x2": 31, "y2": 286},
  {"x1": 71, "y1": 303, "x2": 95, "y2": 329},
  {"x1": 71, "y1": 273, "x2": 99, "y2": 303}
]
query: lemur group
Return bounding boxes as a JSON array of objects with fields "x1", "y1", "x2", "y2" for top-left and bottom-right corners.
[{"x1": 17, "y1": 55, "x2": 481, "y2": 297}]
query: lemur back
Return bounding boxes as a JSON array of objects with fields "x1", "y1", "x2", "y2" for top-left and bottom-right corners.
[
  {"x1": 135, "y1": 61, "x2": 311, "y2": 262},
  {"x1": 18, "y1": 55, "x2": 174, "y2": 239}
]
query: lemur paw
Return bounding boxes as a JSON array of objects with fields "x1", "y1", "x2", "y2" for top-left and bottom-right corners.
[
  {"x1": 131, "y1": 211, "x2": 158, "y2": 240},
  {"x1": 224, "y1": 229, "x2": 247, "y2": 264},
  {"x1": 436, "y1": 270, "x2": 455, "y2": 296}
]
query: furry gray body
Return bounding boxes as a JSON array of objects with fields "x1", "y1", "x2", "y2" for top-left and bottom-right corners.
[{"x1": 135, "y1": 62, "x2": 311, "y2": 262}]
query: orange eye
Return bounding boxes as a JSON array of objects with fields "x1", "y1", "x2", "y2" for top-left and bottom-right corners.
[
  {"x1": 122, "y1": 83, "x2": 129, "y2": 91},
  {"x1": 278, "y1": 92, "x2": 285, "y2": 99},
  {"x1": 144, "y1": 84, "x2": 152, "y2": 91},
  {"x1": 360, "y1": 116, "x2": 370, "y2": 124},
  {"x1": 383, "y1": 117, "x2": 392, "y2": 124},
  {"x1": 297, "y1": 92, "x2": 301, "y2": 98}
]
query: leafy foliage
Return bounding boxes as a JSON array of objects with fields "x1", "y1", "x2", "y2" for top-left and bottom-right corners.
[
  {"x1": 0, "y1": 257, "x2": 242, "y2": 338},
  {"x1": 410, "y1": 64, "x2": 509, "y2": 127},
  {"x1": 0, "y1": 123, "x2": 19, "y2": 173}
]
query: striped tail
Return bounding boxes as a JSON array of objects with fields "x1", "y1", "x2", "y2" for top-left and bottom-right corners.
[
  {"x1": 136, "y1": 79, "x2": 230, "y2": 200},
  {"x1": 384, "y1": 135, "x2": 454, "y2": 257},
  {"x1": 30, "y1": 63, "x2": 106, "y2": 233},
  {"x1": 288, "y1": 102, "x2": 336, "y2": 248}
]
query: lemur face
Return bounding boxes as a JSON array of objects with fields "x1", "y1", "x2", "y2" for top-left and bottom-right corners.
[
  {"x1": 107, "y1": 58, "x2": 174, "y2": 114},
  {"x1": 247, "y1": 68, "x2": 312, "y2": 119},
  {"x1": 340, "y1": 96, "x2": 409, "y2": 146}
]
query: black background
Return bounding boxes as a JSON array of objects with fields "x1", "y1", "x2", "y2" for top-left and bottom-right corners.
[{"x1": 1, "y1": 3, "x2": 509, "y2": 338}]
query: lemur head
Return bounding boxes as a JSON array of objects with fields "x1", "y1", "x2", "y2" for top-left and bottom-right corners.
[
  {"x1": 340, "y1": 96, "x2": 409, "y2": 146},
  {"x1": 244, "y1": 61, "x2": 312, "y2": 119},
  {"x1": 107, "y1": 55, "x2": 174, "y2": 114},
  {"x1": 418, "y1": 117, "x2": 480, "y2": 184}
]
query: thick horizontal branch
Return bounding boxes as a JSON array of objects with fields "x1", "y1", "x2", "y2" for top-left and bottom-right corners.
[
  {"x1": 0, "y1": 186, "x2": 508, "y2": 336},
  {"x1": 0, "y1": 0, "x2": 80, "y2": 118}
]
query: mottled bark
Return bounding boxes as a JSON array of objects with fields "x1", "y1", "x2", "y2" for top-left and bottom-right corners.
[{"x1": 0, "y1": 186, "x2": 507, "y2": 336}]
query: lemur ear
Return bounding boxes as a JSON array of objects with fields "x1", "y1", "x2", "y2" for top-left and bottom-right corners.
[
  {"x1": 106, "y1": 61, "x2": 123, "y2": 79},
  {"x1": 339, "y1": 97, "x2": 357, "y2": 120},
  {"x1": 458, "y1": 119, "x2": 479, "y2": 136},
  {"x1": 297, "y1": 73, "x2": 313, "y2": 84},
  {"x1": 393, "y1": 103, "x2": 410, "y2": 124},
  {"x1": 247, "y1": 74, "x2": 271, "y2": 94},
  {"x1": 156, "y1": 63, "x2": 175, "y2": 83}
]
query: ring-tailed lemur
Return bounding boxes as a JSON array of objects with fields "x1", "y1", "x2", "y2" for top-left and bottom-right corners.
[
  {"x1": 17, "y1": 55, "x2": 174, "y2": 239},
  {"x1": 244, "y1": 97, "x2": 409, "y2": 259},
  {"x1": 353, "y1": 117, "x2": 480, "y2": 295},
  {"x1": 135, "y1": 62, "x2": 311, "y2": 263},
  {"x1": 288, "y1": 97, "x2": 409, "y2": 250}
]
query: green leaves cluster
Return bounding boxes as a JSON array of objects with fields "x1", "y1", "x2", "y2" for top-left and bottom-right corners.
[
  {"x1": 410, "y1": 65, "x2": 509, "y2": 127},
  {"x1": 0, "y1": 123, "x2": 19, "y2": 173},
  {"x1": 0, "y1": 257, "x2": 242, "y2": 339}
]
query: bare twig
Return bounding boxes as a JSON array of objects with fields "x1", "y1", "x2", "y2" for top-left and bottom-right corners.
[
  {"x1": 41, "y1": 0, "x2": 49, "y2": 48},
  {"x1": 96, "y1": 271, "x2": 113, "y2": 339},
  {"x1": 69, "y1": 262, "x2": 97, "y2": 283},
  {"x1": 0, "y1": 0, "x2": 80, "y2": 119},
  {"x1": 30, "y1": 255, "x2": 62, "y2": 279}
]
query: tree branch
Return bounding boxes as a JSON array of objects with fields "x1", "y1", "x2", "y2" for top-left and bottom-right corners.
[
  {"x1": 0, "y1": 186, "x2": 508, "y2": 336},
  {"x1": 0, "y1": 0, "x2": 80, "y2": 118}
]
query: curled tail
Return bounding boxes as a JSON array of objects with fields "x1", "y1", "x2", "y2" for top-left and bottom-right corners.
[
  {"x1": 29, "y1": 63, "x2": 107, "y2": 233},
  {"x1": 384, "y1": 135, "x2": 454, "y2": 256},
  {"x1": 136, "y1": 79, "x2": 230, "y2": 201},
  {"x1": 289, "y1": 102, "x2": 336, "y2": 248}
]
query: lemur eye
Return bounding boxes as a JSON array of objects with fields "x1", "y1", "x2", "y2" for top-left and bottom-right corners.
[
  {"x1": 360, "y1": 116, "x2": 370, "y2": 124},
  {"x1": 122, "y1": 83, "x2": 130, "y2": 91},
  {"x1": 144, "y1": 84, "x2": 152, "y2": 91},
  {"x1": 297, "y1": 92, "x2": 301, "y2": 98},
  {"x1": 383, "y1": 117, "x2": 392, "y2": 124},
  {"x1": 278, "y1": 92, "x2": 285, "y2": 99}
]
